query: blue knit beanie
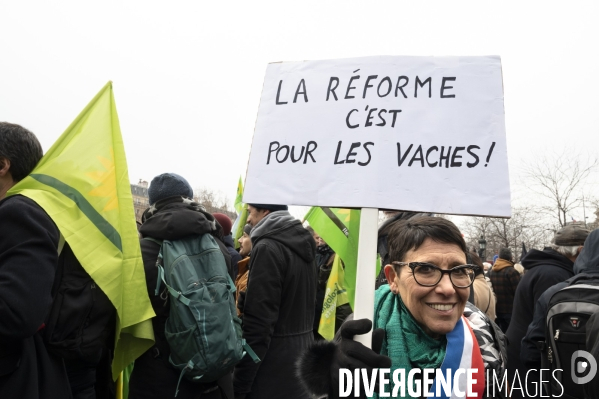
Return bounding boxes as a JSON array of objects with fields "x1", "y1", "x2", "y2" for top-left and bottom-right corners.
[{"x1": 148, "y1": 173, "x2": 194, "y2": 205}]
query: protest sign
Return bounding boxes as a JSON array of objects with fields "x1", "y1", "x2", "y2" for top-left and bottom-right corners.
[{"x1": 244, "y1": 56, "x2": 510, "y2": 217}]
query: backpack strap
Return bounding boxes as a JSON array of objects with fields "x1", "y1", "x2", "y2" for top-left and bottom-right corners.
[
  {"x1": 151, "y1": 244, "x2": 191, "y2": 307},
  {"x1": 143, "y1": 237, "x2": 163, "y2": 246},
  {"x1": 567, "y1": 272, "x2": 598, "y2": 286},
  {"x1": 157, "y1": 268, "x2": 191, "y2": 307},
  {"x1": 43, "y1": 239, "x2": 69, "y2": 333},
  {"x1": 228, "y1": 274, "x2": 236, "y2": 294},
  {"x1": 51, "y1": 241, "x2": 69, "y2": 298},
  {"x1": 483, "y1": 290, "x2": 491, "y2": 313},
  {"x1": 175, "y1": 354, "x2": 204, "y2": 397},
  {"x1": 242, "y1": 339, "x2": 260, "y2": 363},
  {"x1": 57, "y1": 234, "x2": 66, "y2": 255},
  {"x1": 468, "y1": 281, "x2": 475, "y2": 303},
  {"x1": 143, "y1": 237, "x2": 166, "y2": 296}
]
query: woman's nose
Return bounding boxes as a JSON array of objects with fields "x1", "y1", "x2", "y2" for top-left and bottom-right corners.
[{"x1": 435, "y1": 273, "x2": 456, "y2": 296}]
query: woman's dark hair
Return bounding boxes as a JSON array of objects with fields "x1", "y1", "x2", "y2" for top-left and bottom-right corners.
[
  {"x1": 386, "y1": 216, "x2": 467, "y2": 263},
  {"x1": 0, "y1": 122, "x2": 43, "y2": 182},
  {"x1": 467, "y1": 251, "x2": 484, "y2": 276}
]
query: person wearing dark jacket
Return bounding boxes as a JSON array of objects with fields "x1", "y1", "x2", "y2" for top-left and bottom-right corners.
[
  {"x1": 314, "y1": 242, "x2": 352, "y2": 338},
  {"x1": 234, "y1": 204, "x2": 316, "y2": 399},
  {"x1": 0, "y1": 122, "x2": 72, "y2": 399},
  {"x1": 129, "y1": 173, "x2": 233, "y2": 399},
  {"x1": 214, "y1": 213, "x2": 243, "y2": 280},
  {"x1": 505, "y1": 224, "x2": 588, "y2": 398},
  {"x1": 313, "y1": 233, "x2": 335, "y2": 340},
  {"x1": 521, "y1": 228, "x2": 599, "y2": 396},
  {"x1": 489, "y1": 248, "x2": 520, "y2": 332}
]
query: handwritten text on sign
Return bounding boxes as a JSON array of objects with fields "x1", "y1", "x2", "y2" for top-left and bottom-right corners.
[{"x1": 244, "y1": 56, "x2": 510, "y2": 217}]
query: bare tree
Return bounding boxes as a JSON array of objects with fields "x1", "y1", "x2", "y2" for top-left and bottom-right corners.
[
  {"x1": 522, "y1": 151, "x2": 598, "y2": 227},
  {"x1": 584, "y1": 196, "x2": 599, "y2": 230},
  {"x1": 193, "y1": 187, "x2": 235, "y2": 218},
  {"x1": 461, "y1": 206, "x2": 553, "y2": 262}
]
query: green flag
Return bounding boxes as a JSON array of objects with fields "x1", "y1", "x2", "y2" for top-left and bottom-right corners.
[
  {"x1": 304, "y1": 207, "x2": 361, "y2": 307},
  {"x1": 8, "y1": 82, "x2": 155, "y2": 379},
  {"x1": 234, "y1": 176, "x2": 243, "y2": 215},
  {"x1": 231, "y1": 176, "x2": 247, "y2": 249},
  {"x1": 232, "y1": 203, "x2": 248, "y2": 250},
  {"x1": 306, "y1": 207, "x2": 382, "y2": 308},
  {"x1": 318, "y1": 254, "x2": 349, "y2": 340}
]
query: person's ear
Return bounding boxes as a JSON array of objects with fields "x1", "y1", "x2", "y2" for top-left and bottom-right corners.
[
  {"x1": 0, "y1": 157, "x2": 10, "y2": 177},
  {"x1": 384, "y1": 264, "x2": 400, "y2": 294}
]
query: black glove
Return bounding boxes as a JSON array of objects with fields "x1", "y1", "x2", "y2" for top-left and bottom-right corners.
[
  {"x1": 330, "y1": 318, "x2": 391, "y2": 398},
  {"x1": 237, "y1": 291, "x2": 246, "y2": 313}
]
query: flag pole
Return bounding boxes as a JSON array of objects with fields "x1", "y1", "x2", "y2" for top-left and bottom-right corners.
[{"x1": 352, "y1": 207, "x2": 379, "y2": 348}]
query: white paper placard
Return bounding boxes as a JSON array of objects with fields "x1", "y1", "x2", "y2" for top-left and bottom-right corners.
[{"x1": 244, "y1": 56, "x2": 510, "y2": 217}]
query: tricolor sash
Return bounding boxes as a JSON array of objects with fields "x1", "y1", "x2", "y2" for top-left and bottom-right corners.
[{"x1": 428, "y1": 316, "x2": 486, "y2": 398}]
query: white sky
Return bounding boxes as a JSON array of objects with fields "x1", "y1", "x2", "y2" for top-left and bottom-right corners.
[{"x1": 2, "y1": 1, "x2": 598, "y2": 221}]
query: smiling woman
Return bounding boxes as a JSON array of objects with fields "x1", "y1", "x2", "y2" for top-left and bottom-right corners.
[
  {"x1": 297, "y1": 216, "x2": 508, "y2": 399},
  {"x1": 383, "y1": 218, "x2": 473, "y2": 338}
]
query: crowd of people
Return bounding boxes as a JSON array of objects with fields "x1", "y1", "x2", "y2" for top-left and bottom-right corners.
[{"x1": 1, "y1": 120, "x2": 599, "y2": 399}]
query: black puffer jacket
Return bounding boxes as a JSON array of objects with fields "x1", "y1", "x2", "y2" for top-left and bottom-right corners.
[
  {"x1": 129, "y1": 199, "x2": 233, "y2": 399},
  {"x1": 0, "y1": 195, "x2": 72, "y2": 399},
  {"x1": 233, "y1": 211, "x2": 316, "y2": 399},
  {"x1": 314, "y1": 245, "x2": 335, "y2": 337},
  {"x1": 521, "y1": 230, "x2": 599, "y2": 397},
  {"x1": 222, "y1": 234, "x2": 242, "y2": 280},
  {"x1": 505, "y1": 247, "x2": 574, "y2": 383}
]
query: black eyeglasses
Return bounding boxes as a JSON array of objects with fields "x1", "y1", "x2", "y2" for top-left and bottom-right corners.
[{"x1": 391, "y1": 262, "x2": 479, "y2": 288}]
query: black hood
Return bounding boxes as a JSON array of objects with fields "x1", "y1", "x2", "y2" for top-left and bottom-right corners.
[
  {"x1": 574, "y1": 229, "x2": 599, "y2": 274},
  {"x1": 520, "y1": 247, "x2": 574, "y2": 273},
  {"x1": 139, "y1": 201, "x2": 217, "y2": 240},
  {"x1": 223, "y1": 234, "x2": 236, "y2": 249},
  {"x1": 251, "y1": 211, "x2": 315, "y2": 263}
]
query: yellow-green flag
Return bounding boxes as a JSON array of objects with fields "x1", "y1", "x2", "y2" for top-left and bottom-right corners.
[
  {"x1": 234, "y1": 176, "x2": 243, "y2": 215},
  {"x1": 305, "y1": 207, "x2": 360, "y2": 307},
  {"x1": 232, "y1": 204, "x2": 248, "y2": 250},
  {"x1": 7, "y1": 82, "x2": 155, "y2": 380},
  {"x1": 318, "y1": 255, "x2": 349, "y2": 340},
  {"x1": 231, "y1": 176, "x2": 247, "y2": 249},
  {"x1": 305, "y1": 207, "x2": 382, "y2": 309}
]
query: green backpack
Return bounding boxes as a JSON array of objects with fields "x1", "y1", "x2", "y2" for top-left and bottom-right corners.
[{"x1": 149, "y1": 234, "x2": 259, "y2": 396}]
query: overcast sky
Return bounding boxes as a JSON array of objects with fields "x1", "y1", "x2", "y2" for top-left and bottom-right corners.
[{"x1": 1, "y1": 1, "x2": 598, "y2": 221}]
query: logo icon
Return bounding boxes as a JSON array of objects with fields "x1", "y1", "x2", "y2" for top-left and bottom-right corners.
[
  {"x1": 570, "y1": 316, "x2": 580, "y2": 328},
  {"x1": 571, "y1": 350, "x2": 598, "y2": 385}
]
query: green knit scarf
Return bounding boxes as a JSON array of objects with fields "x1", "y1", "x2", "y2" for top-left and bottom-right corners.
[{"x1": 373, "y1": 285, "x2": 446, "y2": 398}]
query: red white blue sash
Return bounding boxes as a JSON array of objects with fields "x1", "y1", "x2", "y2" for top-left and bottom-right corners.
[{"x1": 427, "y1": 316, "x2": 486, "y2": 398}]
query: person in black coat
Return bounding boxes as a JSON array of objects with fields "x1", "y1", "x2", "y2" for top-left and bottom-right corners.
[
  {"x1": 505, "y1": 224, "x2": 589, "y2": 398},
  {"x1": 307, "y1": 226, "x2": 335, "y2": 340},
  {"x1": 521, "y1": 228, "x2": 599, "y2": 397},
  {"x1": 234, "y1": 204, "x2": 316, "y2": 399},
  {"x1": 0, "y1": 122, "x2": 72, "y2": 399},
  {"x1": 214, "y1": 213, "x2": 243, "y2": 280},
  {"x1": 129, "y1": 173, "x2": 233, "y2": 399}
]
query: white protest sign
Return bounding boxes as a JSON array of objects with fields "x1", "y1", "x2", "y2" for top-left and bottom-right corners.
[{"x1": 244, "y1": 56, "x2": 510, "y2": 217}]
